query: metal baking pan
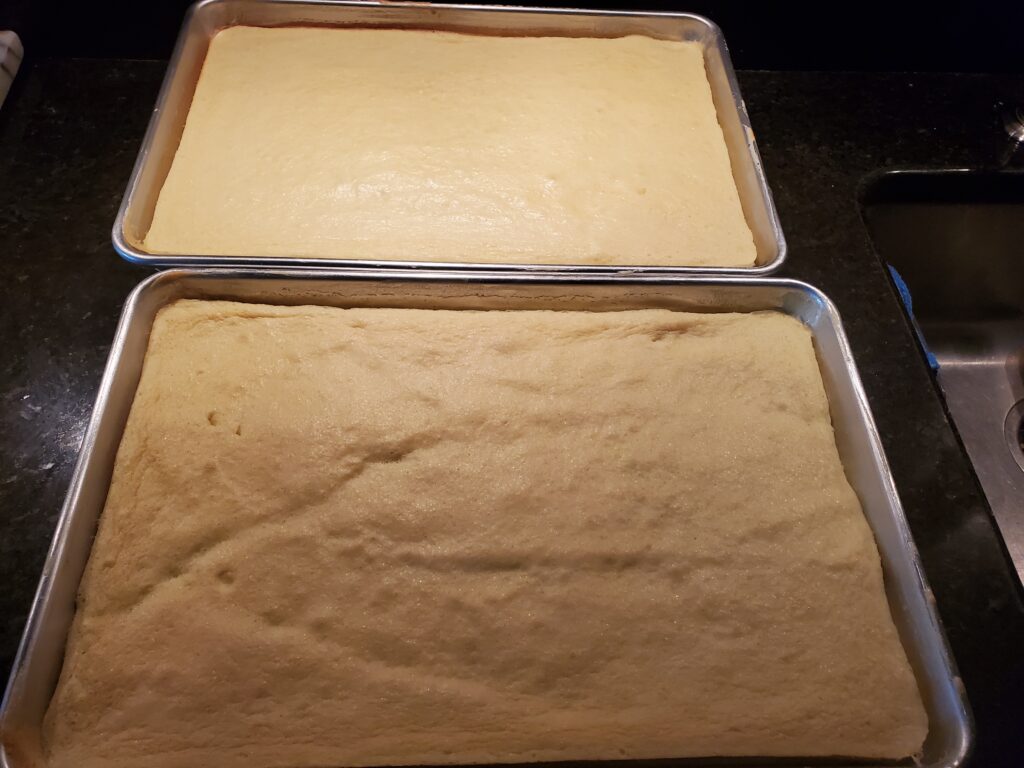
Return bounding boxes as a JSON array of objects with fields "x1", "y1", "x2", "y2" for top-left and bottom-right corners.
[
  {"x1": 1, "y1": 269, "x2": 967, "y2": 767},
  {"x1": 112, "y1": 0, "x2": 786, "y2": 275}
]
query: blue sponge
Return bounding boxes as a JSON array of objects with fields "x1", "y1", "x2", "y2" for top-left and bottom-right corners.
[{"x1": 888, "y1": 265, "x2": 939, "y2": 372}]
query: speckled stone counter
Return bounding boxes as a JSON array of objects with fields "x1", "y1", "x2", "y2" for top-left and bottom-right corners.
[{"x1": 0, "y1": 59, "x2": 1022, "y2": 765}]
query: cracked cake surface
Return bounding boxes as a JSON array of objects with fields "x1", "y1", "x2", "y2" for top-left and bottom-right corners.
[{"x1": 42, "y1": 300, "x2": 927, "y2": 767}]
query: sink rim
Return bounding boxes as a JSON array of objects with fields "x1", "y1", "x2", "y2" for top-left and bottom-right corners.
[{"x1": 859, "y1": 167, "x2": 1024, "y2": 583}]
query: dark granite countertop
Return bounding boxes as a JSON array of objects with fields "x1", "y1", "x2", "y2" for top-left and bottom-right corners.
[{"x1": 1, "y1": 59, "x2": 1022, "y2": 765}]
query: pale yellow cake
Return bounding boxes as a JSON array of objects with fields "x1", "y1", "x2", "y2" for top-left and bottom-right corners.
[
  {"x1": 41, "y1": 301, "x2": 927, "y2": 768},
  {"x1": 142, "y1": 27, "x2": 757, "y2": 266}
]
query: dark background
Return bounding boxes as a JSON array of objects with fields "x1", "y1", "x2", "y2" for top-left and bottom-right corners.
[{"x1": 1, "y1": 0, "x2": 1024, "y2": 72}]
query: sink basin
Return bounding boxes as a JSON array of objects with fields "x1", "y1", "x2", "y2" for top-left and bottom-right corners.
[{"x1": 862, "y1": 170, "x2": 1024, "y2": 578}]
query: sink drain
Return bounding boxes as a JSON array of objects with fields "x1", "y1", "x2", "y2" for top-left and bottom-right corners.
[{"x1": 1007, "y1": 401, "x2": 1024, "y2": 472}]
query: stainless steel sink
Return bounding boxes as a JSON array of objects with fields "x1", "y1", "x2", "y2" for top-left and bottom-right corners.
[{"x1": 862, "y1": 170, "x2": 1024, "y2": 577}]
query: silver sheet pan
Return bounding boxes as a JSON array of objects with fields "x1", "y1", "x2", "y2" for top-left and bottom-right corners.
[
  {"x1": 112, "y1": 0, "x2": 786, "y2": 275},
  {"x1": 1, "y1": 270, "x2": 967, "y2": 768}
]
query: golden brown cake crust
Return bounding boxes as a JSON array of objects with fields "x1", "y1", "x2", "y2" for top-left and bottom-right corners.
[
  {"x1": 44, "y1": 301, "x2": 926, "y2": 768},
  {"x1": 144, "y1": 28, "x2": 756, "y2": 266}
]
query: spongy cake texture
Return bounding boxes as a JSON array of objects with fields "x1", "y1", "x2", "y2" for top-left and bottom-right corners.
[
  {"x1": 143, "y1": 28, "x2": 757, "y2": 266},
  {"x1": 43, "y1": 301, "x2": 927, "y2": 768}
]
